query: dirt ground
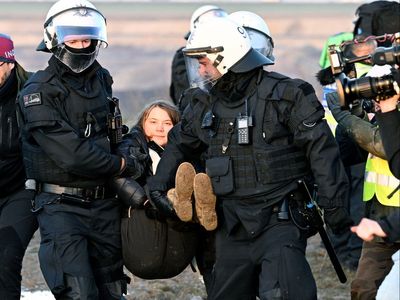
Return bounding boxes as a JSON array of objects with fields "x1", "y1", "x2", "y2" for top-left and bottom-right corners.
[{"x1": 1, "y1": 1, "x2": 363, "y2": 299}]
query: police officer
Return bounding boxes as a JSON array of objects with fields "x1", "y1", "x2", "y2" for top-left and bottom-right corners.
[
  {"x1": 17, "y1": 0, "x2": 142, "y2": 298},
  {"x1": 169, "y1": 5, "x2": 227, "y2": 109},
  {"x1": 0, "y1": 33, "x2": 38, "y2": 300},
  {"x1": 149, "y1": 17, "x2": 352, "y2": 299}
]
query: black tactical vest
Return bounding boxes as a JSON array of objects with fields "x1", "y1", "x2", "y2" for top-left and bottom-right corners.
[
  {"x1": 22, "y1": 68, "x2": 113, "y2": 187},
  {"x1": 205, "y1": 72, "x2": 310, "y2": 199}
]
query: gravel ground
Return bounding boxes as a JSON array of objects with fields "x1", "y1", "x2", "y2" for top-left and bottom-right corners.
[{"x1": 22, "y1": 233, "x2": 356, "y2": 299}]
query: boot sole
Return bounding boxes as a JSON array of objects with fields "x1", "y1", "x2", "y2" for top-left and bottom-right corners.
[
  {"x1": 194, "y1": 173, "x2": 217, "y2": 231},
  {"x1": 174, "y1": 162, "x2": 196, "y2": 222}
]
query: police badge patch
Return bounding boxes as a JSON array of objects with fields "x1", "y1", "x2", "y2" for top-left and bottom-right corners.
[{"x1": 23, "y1": 93, "x2": 42, "y2": 107}]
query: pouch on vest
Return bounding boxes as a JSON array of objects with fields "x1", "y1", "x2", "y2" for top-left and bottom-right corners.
[{"x1": 206, "y1": 156, "x2": 234, "y2": 196}]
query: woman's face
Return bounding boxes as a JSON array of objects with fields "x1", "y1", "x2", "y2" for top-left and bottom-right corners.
[{"x1": 143, "y1": 106, "x2": 174, "y2": 147}]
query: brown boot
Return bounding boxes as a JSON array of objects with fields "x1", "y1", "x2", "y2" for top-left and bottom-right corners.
[
  {"x1": 193, "y1": 173, "x2": 217, "y2": 231},
  {"x1": 171, "y1": 162, "x2": 196, "y2": 222}
]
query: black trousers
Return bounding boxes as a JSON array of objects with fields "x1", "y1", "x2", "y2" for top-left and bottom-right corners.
[
  {"x1": 328, "y1": 163, "x2": 364, "y2": 270},
  {"x1": 195, "y1": 228, "x2": 216, "y2": 295},
  {"x1": 36, "y1": 192, "x2": 126, "y2": 300},
  {"x1": 0, "y1": 189, "x2": 38, "y2": 300},
  {"x1": 209, "y1": 214, "x2": 317, "y2": 300}
]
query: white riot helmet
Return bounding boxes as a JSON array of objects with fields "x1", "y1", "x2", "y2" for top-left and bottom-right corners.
[
  {"x1": 190, "y1": 5, "x2": 228, "y2": 33},
  {"x1": 229, "y1": 11, "x2": 275, "y2": 62},
  {"x1": 40, "y1": 0, "x2": 107, "y2": 73},
  {"x1": 183, "y1": 17, "x2": 273, "y2": 91}
]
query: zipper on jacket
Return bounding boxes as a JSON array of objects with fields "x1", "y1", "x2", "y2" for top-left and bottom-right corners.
[{"x1": 8, "y1": 116, "x2": 13, "y2": 149}]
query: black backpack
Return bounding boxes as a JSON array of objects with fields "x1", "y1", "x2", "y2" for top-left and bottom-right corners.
[{"x1": 353, "y1": 0, "x2": 400, "y2": 46}]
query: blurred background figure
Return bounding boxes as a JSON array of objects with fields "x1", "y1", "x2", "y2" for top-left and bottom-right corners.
[
  {"x1": 0, "y1": 33, "x2": 38, "y2": 300},
  {"x1": 352, "y1": 0, "x2": 400, "y2": 47}
]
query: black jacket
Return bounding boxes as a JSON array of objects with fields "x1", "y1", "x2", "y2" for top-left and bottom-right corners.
[
  {"x1": 378, "y1": 210, "x2": 400, "y2": 243},
  {"x1": 17, "y1": 56, "x2": 121, "y2": 188},
  {"x1": 376, "y1": 108, "x2": 400, "y2": 179},
  {"x1": 0, "y1": 62, "x2": 31, "y2": 196},
  {"x1": 123, "y1": 126, "x2": 158, "y2": 186}
]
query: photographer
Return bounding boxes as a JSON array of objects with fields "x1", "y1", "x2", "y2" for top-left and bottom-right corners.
[
  {"x1": 327, "y1": 65, "x2": 400, "y2": 299},
  {"x1": 318, "y1": 35, "x2": 377, "y2": 271}
]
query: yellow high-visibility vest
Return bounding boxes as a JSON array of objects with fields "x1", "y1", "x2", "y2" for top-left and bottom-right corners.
[{"x1": 363, "y1": 154, "x2": 400, "y2": 207}]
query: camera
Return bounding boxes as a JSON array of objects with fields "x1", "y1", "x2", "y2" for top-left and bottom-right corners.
[{"x1": 328, "y1": 33, "x2": 400, "y2": 108}]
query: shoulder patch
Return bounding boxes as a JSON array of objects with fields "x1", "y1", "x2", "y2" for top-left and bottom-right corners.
[{"x1": 23, "y1": 93, "x2": 42, "y2": 107}]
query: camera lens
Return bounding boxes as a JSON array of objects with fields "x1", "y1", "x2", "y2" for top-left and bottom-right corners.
[{"x1": 339, "y1": 74, "x2": 395, "y2": 105}]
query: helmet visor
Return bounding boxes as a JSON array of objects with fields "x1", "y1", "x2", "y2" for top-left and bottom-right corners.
[
  {"x1": 50, "y1": 8, "x2": 107, "y2": 48},
  {"x1": 246, "y1": 29, "x2": 274, "y2": 62},
  {"x1": 184, "y1": 54, "x2": 222, "y2": 92}
]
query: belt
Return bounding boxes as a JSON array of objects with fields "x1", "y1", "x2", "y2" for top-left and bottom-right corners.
[{"x1": 40, "y1": 183, "x2": 114, "y2": 200}]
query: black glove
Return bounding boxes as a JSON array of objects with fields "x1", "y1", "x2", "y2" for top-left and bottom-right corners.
[
  {"x1": 115, "y1": 141, "x2": 148, "y2": 179},
  {"x1": 326, "y1": 92, "x2": 351, "y2": 123},
  {"x1": 323, "y1": 207, "x2": 354, "y2": 235},
  {"x1": 149, "y1": 190, "x2": 176, "y2": 218},
  {"x1": 349, "y1": 99, "x2": 365, "y2": 118},
  {"x1": 110, "y1": 177, "x2": 147, "y2": 208}
]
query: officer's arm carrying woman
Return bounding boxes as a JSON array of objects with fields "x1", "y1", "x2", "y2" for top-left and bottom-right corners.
[
  {"x1": 148, "y1": 17, "x2": 352, "y2": 300},
  {"x1": 16, "y1": 0, "x2": 144, "y2": 299}
]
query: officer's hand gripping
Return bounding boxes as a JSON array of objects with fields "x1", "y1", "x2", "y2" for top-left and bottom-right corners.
[
  {"x1": 110, "y1": 177, "x2": 147, "y2": 208},
  {"x1": 116, "y1": 141, "x2": 148, "y2": 179},
  {"x1": 323, "y1": 206, "x2": 354, "y2": 235}
]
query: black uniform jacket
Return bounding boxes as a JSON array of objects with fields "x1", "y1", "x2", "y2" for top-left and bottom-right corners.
[{"x1": 17, "y1": 56, "x2": 121, "y2": 187}]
